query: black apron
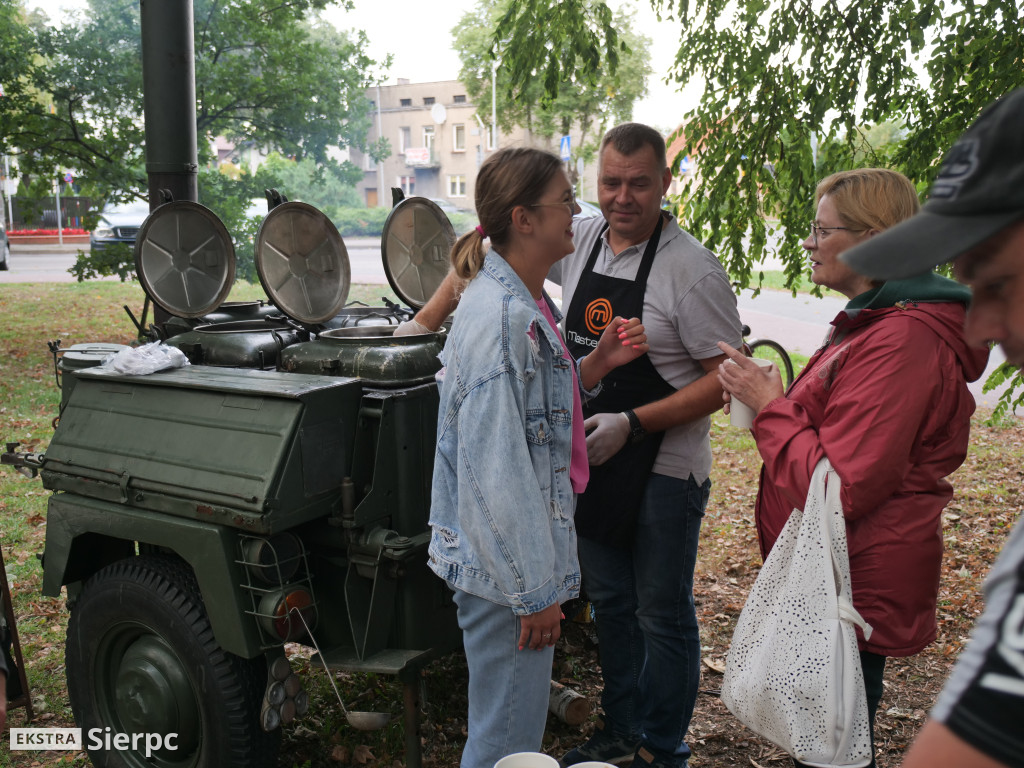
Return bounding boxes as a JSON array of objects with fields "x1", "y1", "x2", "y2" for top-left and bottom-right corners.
[{"x1": 565, "y1": 215, "x2": 676, "y2": 547}]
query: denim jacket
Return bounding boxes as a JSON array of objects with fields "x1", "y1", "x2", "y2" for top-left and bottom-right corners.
[{"x1": 428, "y1": 251, "x2": 597, "y2": 615}]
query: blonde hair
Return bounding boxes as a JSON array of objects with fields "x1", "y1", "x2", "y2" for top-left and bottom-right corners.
[
  {"x1": 450, "y1": 147, "x2": 563, "y2": 281},
  {"x1": 815, "y1": 168, "x2": 921, "y2": 232}
]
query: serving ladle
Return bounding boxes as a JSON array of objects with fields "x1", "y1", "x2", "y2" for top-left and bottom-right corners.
[
  {"x1": 337, "y1": 698, "x2": 391, "y2": 731},
  {"x1": 295, "y1": 608, "x2": 391, "y2": 730}
]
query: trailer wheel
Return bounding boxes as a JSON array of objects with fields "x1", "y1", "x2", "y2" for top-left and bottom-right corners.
[{"x1": 66, "y1": 555, "x2": 279, "y2": 768}]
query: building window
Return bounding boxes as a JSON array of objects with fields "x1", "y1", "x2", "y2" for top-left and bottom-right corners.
[
  {"x1": 423, "y1": 125, "x2": 435, "y2": 151},
  {"x1": 362, "y1": 150, "x2": 376, "y2": 172},
  {"x1": 453, "y1": 94, "x2": 467, "y2": 104},
  {"x1": 453, "y1": 123, "x2": 466, "y2": 152},
  {"x1": 399, "y1": 175, "x2": 415, "y2": 196},
  {"x1": 448, "y1": 175, "x2": 467, "y2": 197},
  {"x1": 400, "y1": 98, "x2": 412, "y2": 107},
  {"x1": 399, "y1": 126, "x2": 411, "y2": 154},
  {"x1": 423, "y1": 97, "x2": 435, "y2": 105}
]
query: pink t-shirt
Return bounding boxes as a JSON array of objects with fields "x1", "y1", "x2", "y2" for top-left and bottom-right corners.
[{"x1": 536, "y1": 299, "x2": 588, "y2": 494}]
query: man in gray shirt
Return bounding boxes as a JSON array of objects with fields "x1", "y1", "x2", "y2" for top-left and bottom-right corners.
[{"x1": 407, "y1": 123, "x2": 741, "y2": 768}]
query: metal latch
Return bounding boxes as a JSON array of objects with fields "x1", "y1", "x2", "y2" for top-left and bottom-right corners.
[{"x1": 1, "y1": 443, "x2": 45, "y2": 479}]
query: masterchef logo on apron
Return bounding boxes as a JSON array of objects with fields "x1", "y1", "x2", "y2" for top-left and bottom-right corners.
[
  {"x1": 564, "y1": 214, "x2": 676, "y2": 547},
  {"x1": 584, "y1": 298, "x2": 614, "y2": 335}
]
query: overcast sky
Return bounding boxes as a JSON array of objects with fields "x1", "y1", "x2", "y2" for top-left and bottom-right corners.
[
  {"x1": 326, "y1": 0, "x2": 701, "y2": 130},
  {"x1": 28, "y1": 0, "x2": 701, "y2": 131}
]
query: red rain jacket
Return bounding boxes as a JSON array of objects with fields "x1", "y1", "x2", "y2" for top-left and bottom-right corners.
[{"x1": 752, "y1": 292, "x2": 989, "y2": 657}]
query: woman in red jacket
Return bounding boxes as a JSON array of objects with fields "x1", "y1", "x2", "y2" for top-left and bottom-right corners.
[{"x1": 717, "y1": 168, "x2": 990, "y2": 767}]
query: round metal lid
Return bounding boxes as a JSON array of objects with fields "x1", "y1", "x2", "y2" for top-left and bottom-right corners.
[
  {"x1": 381, "y1": 197, "x2": 456, "y2": 310},
  {"x1": 59, "y1": 343, "x2": 130, "y2": 369},
  {"x1": 134, "y1": 201, "x2": 236, "y2": 318},
  {"x1": 254, "y1": 201, "x2": 350, "y2": 325}
]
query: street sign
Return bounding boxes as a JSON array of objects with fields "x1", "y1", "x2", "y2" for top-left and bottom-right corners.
[{"x1": 559, "y1": 135, "x2": 571, "y2": 162}]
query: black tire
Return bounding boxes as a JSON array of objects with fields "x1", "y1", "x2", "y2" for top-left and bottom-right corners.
[
  {"x1": 749, "y1": 338, "x2": 795, "y2": 389},
  {"x1": 66, "y1": 555, "x2": 280, "y2": 768},
  {"x1": 0, "y1": 241, "x2": 9, "y2": 270}
]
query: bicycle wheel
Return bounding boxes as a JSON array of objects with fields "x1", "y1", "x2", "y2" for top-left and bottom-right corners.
[{"x1": 749, "y1": 339, "x2": 795, "y2": 389}]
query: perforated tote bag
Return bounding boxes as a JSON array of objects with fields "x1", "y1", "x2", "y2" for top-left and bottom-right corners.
[{"x1": 721, "y1": 459, "x2": 874, "y2": 768}]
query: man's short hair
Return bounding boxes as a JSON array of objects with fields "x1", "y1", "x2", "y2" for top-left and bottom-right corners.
[{"x1": 601, "y1": 123, "x2": 668, "y2": 171}]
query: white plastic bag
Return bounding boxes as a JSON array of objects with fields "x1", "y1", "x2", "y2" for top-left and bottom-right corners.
[
  {"x1": 721, "y1": 459, "x2": 874, "y2": 767},
  {"x1": 98, "y1": 341, "x2": 190, "y2": 375}
]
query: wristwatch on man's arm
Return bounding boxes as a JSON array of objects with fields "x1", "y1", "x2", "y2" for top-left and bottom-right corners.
[{"x1": 624, "y1": 409, "x2": 646, "y2": 444}]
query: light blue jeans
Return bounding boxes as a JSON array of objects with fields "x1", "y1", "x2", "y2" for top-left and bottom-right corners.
[
  {"x1": 578, "y1": 473, "x2": 710, "y2": 767},
  {"x1": 454, "y1": 589, "x2": 556, "y2": 768}
]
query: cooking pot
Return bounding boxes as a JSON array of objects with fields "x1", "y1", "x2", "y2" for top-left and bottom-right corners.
[
  {"x1": 323, "y1": 301, "x2": 410, "y2": 330},
  {"x1": 278, "y1": 326, "x2": 444, "y2": 387},
  {"x1": 166, "y1": 320, "x2": 306, "y2": 368}
]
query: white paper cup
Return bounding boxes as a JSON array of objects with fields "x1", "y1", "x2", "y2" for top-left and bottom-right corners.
[
  {"x1": 727, "y1": 356, "x2": 774, "y2": 429},
  {"x1": 494, "y1": 753, "x2": 560, "y2": 768},
  {"x1": 571, "y1": 763, "x2": 619, "y2": 768}
]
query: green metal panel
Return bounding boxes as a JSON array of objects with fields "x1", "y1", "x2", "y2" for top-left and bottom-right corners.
[
  {"x1": 390, "y1": 543, "x2": 461, "y2": 654},
  {"x1": 57, "y1": 343, "x2": 130, "y2": 411},
  {"x1": 40, "y1": 366, "x2": 363, "y2": 533},
  {"x1": 299, "y1": 518, "x2": 462, "y2": 675},
  {"x1": 348, "y1": 385, "x2": 438, "y2": 534},
  {"x1": 43, "y1": 493, "x2": 263, "y2": 657},
  {"x1": 38, "y1": 363, "x2": 461, "y2": 671}
]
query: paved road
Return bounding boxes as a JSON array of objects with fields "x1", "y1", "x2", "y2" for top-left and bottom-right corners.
[
  {"x1": 3, "y1": 241, "x2": 1013, "y2": 410},
  {"x1": 733, "y1": 287, "x2": 1011, "y2": 410},
  {"x1": 1, "y1": 244, "x2": 102, "y2": 282},
  {"x1": 0, "y1": 240, "x2": 392, "y2": 284}
]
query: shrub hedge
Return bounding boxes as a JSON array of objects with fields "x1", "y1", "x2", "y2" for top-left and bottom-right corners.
[{"x1": 331, "y1": 207, "x2": 478, "y2": 238}]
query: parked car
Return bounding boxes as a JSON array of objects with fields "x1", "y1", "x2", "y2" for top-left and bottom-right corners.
[
  {"x1": 0, "y1": 219, "x2": 9, "y2": 271},
  {"x1": 90, "y1": 200, "x2": 151, "y2": 253},
  {"x1": 424, "y1": 197, "x2": 480, "y2": 237},
  {"x1": 427, "y1": 197, "x2": 462, "y2": 213},
  {"x1": 575, "y1": 199, "x2": 602, "y2": 219}
]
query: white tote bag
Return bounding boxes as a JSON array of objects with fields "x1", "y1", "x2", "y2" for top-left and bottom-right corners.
[{"x1": 721, "y1": 458, "x2": 874, "y2": 767}]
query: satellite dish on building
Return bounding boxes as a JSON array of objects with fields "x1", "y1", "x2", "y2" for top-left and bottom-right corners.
[{"x1": 431, "y1": 103, "x2": 447, "y2": 124}]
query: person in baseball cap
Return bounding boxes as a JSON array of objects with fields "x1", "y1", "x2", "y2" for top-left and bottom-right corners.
[{"x1": 846, "y1": 88, "x2": 1024, "y2": 768}]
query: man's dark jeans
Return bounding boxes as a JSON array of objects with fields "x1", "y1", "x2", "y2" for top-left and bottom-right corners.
[{"x1": 578, "y1": 472, "x2": 710, "y2": 767}]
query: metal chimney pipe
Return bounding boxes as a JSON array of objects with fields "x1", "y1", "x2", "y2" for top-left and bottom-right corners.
[{"x1": 140, "y1": 0, "x2": 198, "y2": 208}]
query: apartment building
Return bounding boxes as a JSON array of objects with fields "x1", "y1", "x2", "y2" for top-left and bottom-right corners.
[
  {"x1": 350, "y1": 81, "x2": 490, "y2": 209},
  {"x1": 352, "y1": 79, "x2": 602, "y2": 210}
]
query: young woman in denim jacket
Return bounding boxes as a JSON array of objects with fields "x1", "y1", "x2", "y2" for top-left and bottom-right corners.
[{"x1": 427, "y1": 147, "x2": 650, "y2": 768}]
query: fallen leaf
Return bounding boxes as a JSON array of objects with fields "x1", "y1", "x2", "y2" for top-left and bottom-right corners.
[
  {"x1": 703, "y1": 657, "x2": 726, "y2": 674},
  {"x1": 353, "y1": 744, "x2": 375, "y2": 765},
  {"x1": 329, "y1": 745, "x2": 349, "y2": 762}
]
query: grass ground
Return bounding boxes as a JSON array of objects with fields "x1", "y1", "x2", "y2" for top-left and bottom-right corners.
[{"x1": 0, "y1": 281, "x2": 1019, "y2": 768}]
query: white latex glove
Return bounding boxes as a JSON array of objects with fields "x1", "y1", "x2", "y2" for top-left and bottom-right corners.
[
  {"x1": 584, "y1": 412, "x2": 630, "y2": 466},
  {"x1": 394, "y1": 318, "x2": 432, "y2": 337}
]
